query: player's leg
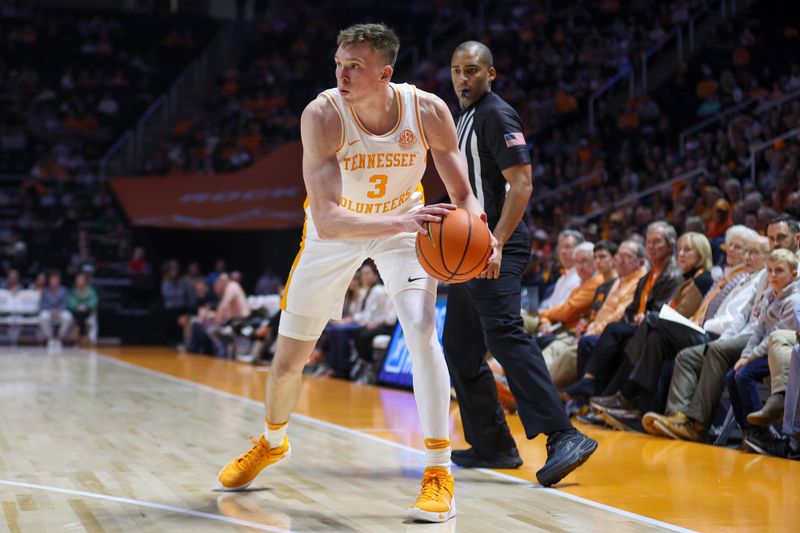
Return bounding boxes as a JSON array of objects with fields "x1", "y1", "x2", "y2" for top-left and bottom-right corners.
[
  {"x1": 393, "y1": 286, "x2": 456, "y2": 522},
  {"x1": 372, "y1": 235, "x2": 455, "y2": 522},
  {"x1": 218, "y1": 231, "x2": 365, "y2": 490}
]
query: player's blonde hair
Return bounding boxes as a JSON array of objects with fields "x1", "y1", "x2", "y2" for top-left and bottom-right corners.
[{"x1": 337, "y1": 23, "x2": 400, "y2": 67}]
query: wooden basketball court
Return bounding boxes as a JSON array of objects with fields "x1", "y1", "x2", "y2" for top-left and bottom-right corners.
[{"x1": 0, "y1": 347, "x2": 796, "y2": 532}]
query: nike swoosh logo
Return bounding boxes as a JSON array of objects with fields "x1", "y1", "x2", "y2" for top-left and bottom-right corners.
[
  {"x1": 349, "y1": 139, "x2": 360, "y2": 146},
  {"x1": 408, "y1": 276, "x2": 426, "y2": 283}
]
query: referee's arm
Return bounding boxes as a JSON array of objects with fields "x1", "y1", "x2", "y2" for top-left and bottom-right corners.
[{"x1": 480, "y1": 163, "x2": 532, "y2": 279}]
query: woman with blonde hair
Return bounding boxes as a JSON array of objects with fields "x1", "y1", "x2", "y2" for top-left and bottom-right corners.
[{"x1": 589, "y1": 231, "x2": 719, "y2": 430}]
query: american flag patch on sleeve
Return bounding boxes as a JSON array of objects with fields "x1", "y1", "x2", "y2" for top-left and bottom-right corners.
[{"x1": 504, "y1": 132, "x2": 526, "y2": 147}]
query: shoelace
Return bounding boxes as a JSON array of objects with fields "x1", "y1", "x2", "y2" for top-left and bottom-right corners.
[
  {"x1": 419, "y1": 471, "x2": 447, "y2": 501},
  {"x1": 235, "y1": 436, "x2": 268, "y2": 469}
]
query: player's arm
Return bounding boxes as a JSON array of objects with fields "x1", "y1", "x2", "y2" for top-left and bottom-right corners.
[
  {"x1": 417, "y1": 91, "x2": 483, "y2": 217},
  {"x1": 301, "y1": 97, "x2": 451, "y2": 239}
]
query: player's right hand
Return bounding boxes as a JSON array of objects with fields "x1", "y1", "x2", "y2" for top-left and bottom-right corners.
[{"x1": 402, "y1": 203, "x2": 456, "y2": 234}]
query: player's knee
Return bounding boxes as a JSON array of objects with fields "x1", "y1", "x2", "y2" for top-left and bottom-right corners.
[{"x1": 270, "y1": 349, "x2": 307, "y2": 378}]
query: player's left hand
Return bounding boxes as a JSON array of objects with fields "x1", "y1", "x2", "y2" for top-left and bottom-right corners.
[{"x1": 479, "y1": 233, "x2": 501, "y2": 279}]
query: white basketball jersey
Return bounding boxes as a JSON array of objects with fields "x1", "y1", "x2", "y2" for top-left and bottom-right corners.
[{"x1": 319, "y1": 83, "x2": 428, "y2": 217}]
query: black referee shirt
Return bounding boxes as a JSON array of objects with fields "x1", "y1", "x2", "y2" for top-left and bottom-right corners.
[{"x1": 455, "y1": 91, "x2": 531, "y2": 232}]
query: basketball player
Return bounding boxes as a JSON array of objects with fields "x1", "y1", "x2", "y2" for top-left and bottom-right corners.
[
  {"x1": 217, "y1": 24, "x2": 486, "y2": 523},
  {"x1": 442, "y1": 41, "x2": 598, "y2": 486}
]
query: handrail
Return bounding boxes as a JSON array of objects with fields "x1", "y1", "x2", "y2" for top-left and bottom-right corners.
[
  {"x1": 749, "y1": 126, "x2": 800, "y2": 182},
  {"x1": 753, "y1": 88, "x2": 800, "y2": 114},
  {"x1": 573, "y1": 167, "x2": 708, "y2": 224},
  {"x1": 98, "y1": 129, "x2": 133, "y2": 178},
  {"x1": 537, "y1": 170, "x2": 607, "y2": 201},
  {"x1": 588, "y1": 64, "x2": 633, "y2": 133},
  {"x1": 680, "y1": 88, "x2": 800, "y2": 156},
  {"x1": 679, "y1": 97, "x2": 756, "y2": 156}
]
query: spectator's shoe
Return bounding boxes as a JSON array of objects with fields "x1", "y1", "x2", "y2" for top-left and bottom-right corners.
[
  {"x1": 494, "y1": 375, "x2": 517, "y2": 414},
  {"x1": 744, "y1": 433, "x2": 800, "y2": 459},
  {"x1": 642, "y1": 411, "x2": 676, "y2": 437},
  {"x1": 451, "y1": 448, "x2": 523, "y2": 469},
  {"x1": 654, "y1": 412, "x2": 706, "y2": 442},
  {"x1": 746, "y1": 392, "x2": 785, "y2": 426},
  {"x1": 599, "y1": 407, "x2": 644, "y2": 432},
  {"x1": 536, "y1": 430, "x2": 598, "y2": 487},
  {"x1": 564, "y1": 399, "x2": 589, "y2": 418},
  {"x1": 217, "y1": 435, "x2": 291, "y2": 491},
  {"x1": 407, "y1": 467, "x2": 455, "y2": 522},
  {"x1": 590, "y1": 391, "x2": 635, "y2": 413},
  {"x1": 575, "y1": 410, "x2": 609, "y2": 428},
  {"x1": 558, "y1": 378, "x2": 596, "y2": 401}
]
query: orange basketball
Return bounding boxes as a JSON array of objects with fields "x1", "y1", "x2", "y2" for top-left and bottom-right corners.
[{"x1": 415, "y1": 208, "x2": 492, "y2": 283}]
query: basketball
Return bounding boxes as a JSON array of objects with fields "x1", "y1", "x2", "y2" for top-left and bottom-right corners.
[{"x1": 415, "y1": 208, "x2": 492, "y2": 283}]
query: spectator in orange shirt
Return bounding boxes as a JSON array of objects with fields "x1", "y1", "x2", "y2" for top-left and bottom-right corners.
[{"x1": 537, "y1": 242, "x2": 604, "y2": 338}]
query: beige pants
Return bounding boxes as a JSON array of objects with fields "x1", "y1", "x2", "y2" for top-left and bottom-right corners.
[
  {"x1": 542, "y1": 336, "x2": 578, "y2": 388},
  {"x1": 768, "y1": 329, "x2": 798, "y2": 393}
]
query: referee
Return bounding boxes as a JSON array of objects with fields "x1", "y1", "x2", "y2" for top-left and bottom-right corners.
[{"x1": 442, "y1": 41, "x2": 597, "y2": 486}]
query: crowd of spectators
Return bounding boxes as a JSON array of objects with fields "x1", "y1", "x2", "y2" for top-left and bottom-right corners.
[
  {"x1": 512, "y1": 213, "x2": 800, "y2": 461},
  {"x1": 0, "y1": 267, "x2": 98, "y2": 347},
  {"x1": 0, "y1": 3, "x2": 216, "y2": 174},
  {"x1": 0, "y1": 4, "x2": 221, "y2": 335},
  {"x1": 141, "y1": 0, "x2": 707, "y2": 176}
]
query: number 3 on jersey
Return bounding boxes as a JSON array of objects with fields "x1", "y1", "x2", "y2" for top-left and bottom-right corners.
[{"x1": 367, "y1": 174, "x2": 388, "y2": 199}]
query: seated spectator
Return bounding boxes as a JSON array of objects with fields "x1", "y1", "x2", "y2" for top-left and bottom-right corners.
[
  {"x1": 189, "y1": 273, "x2": 247, "y2": 357},
  {"x1": 325, "y1": 263, "x2": 392, "y2": 380},
  {"x1": 161, "y1": 260, "x2": 190, "y2": 347},
  {"x1": 543, "y1": 239, "x2": 646, "y2": 387},
  {"x1": 744, "y1": 305, "x2": 800, "y2": 458},
  {"x1": 591, "y1": 231, "x2": 715, "y2": 427},
  {"x1": 538, "y1": 229, "x2": 584, "y2": 310},
  {"x1": 67, "y1": 273, "x2": 98, "y2": 346},
  {"x1": 39, "y1": 270, "x2": 71, "y2": 349},
  {"x1": 560, "y1": 222, "x2": 682, "y2": 401},
  {"x1": 536, "y1": 242, "x2": 604, "y2": 342},
  {"x1": 127, "y1": 247, "x2": 152, "y2": 276},
  {"x1": 643, "y1": 224, "x2": 791, "y2": 442},
  {"x1": 598, "y1": 228, "x2": 755, "y2": 429},
  {"x1": 254, "y1": 269, "x2": 282, "y2": 296},
  {"x1": 725, "y1": 249, "x2": 800, "y2": 437},
  {"x1": 30, "y1": 272, "x2": 46, "y2": 293},
  {"x1": 3, "y1": 269, "x2": 22, "y2": 294}
]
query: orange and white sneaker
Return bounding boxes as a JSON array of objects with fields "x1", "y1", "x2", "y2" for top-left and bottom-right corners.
[
  {"x1": 217, "y1": 435, "x2": 291, "y2": 491},
  {"x1": 407, "y1": 467, "x2": 456, "y2": 523}
]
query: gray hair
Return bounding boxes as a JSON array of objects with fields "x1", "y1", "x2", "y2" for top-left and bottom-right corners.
[
  {"x1": 573, "y1": 242, "x2": 595, "y2": 259},
  {"x1": 647, "y1": 221, "x2": 677, "y2": 247},
  {"x1": 621, "y1": 239, "x2": 646, "y2": 259},
  {"x1": 725, "y1": 224, "x2": 758, "y2": 244},
  {"x1": 558, "y1": 229, "x2": 585, "y2": 246}
]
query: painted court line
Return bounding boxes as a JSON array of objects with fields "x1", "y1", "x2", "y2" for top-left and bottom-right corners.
[
  {"x1": 97, "y1": 352, "x2": 696, "y2": 533},
  {"x1": 0, "y1": 479, "x2": 292, "y2": 533}
]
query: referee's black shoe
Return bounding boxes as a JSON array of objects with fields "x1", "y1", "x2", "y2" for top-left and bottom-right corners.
[
  {"x1": 536, "y1": 429, "x2": 598, "y2": 487},
  {"x1": 451, "y1": 447, "x2": 523, "y2": 469}
]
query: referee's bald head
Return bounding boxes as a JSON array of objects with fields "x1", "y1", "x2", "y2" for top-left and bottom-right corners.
[{"x1": 453, "y1": 41, "x2": 493, "y2": 67}]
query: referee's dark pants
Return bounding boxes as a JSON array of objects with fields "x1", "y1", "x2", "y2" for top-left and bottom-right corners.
[{"x1": 443, "y1": 242, "x2": 572, "y2": 457}]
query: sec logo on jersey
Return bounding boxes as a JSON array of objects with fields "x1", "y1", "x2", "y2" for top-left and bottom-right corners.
[{"x1": 398, "y1": 129, "x2": 417, "y2": 149}]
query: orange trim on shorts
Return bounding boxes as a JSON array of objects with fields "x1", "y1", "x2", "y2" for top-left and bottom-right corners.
[
  {"x1": 348, "y1": 85, "x2": 403, "y2": 138},
  {"x1": 411, "y1": 85, "x2": 429, "y2": 150},
  {"x1": 424, "y1": 438, "x2": 451, "y2": 450},
  {"x1": 321, "y1": 91, "x2": 345, "y2": 153},
  {"x1": 280, "y1": 198, "x2": 309, "y2": 311}
]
